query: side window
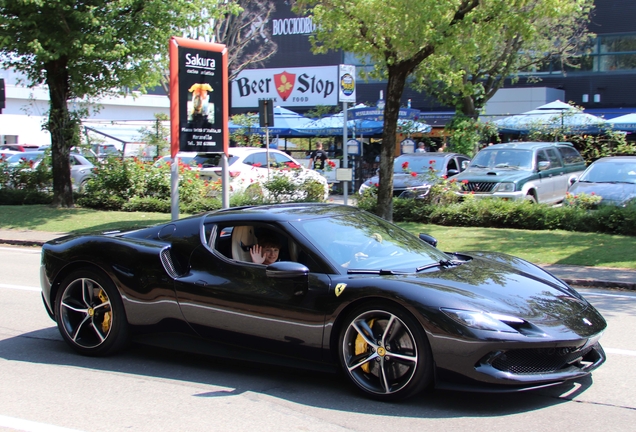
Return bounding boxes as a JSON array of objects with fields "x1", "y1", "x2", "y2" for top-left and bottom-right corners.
[
  {"x1": 244, "y1": 152, "x2": 268, "y2": 167},
  {"x1": 535, "y1": 150, "x2": 549, "y2": 168},
  {"x1": 558, "y1": 146, "x2": 585, "y2": 165},
  {"x1": 545, "y1": 148, "x2": 563, "y2": 168},
  {"x1": 446, "y1": 158, "x2": 458, "y2": 172},
  {"x1": 272, "y1": 152, "x2": 296, "y2": 168}
]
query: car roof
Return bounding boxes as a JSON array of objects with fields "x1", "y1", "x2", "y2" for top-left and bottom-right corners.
[
  {"x1": 485, "y1": 141, "x2": 574, "y2": 151},
  {"x1": 227, "y1": 147, "x2": 287, "y2": 156},
  {"x1": 207, "y1": 202, "x2": 358, "y2": 223},
  {"x1": 593, "y1": 156, "x2": 636, "y2": 163},
  {"x1": 398, "y1": 152, "x2": 468, "y2": 159}
]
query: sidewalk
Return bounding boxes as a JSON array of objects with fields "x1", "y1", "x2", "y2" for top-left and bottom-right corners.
[{"x1": 1, "y1": 228, "x2": 634, "y2": 290}]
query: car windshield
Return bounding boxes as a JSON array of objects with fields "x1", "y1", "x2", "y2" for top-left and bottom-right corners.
[
  {"x1": 580, "y1": 160, "x2": 636, "y2": 184},
  {"x1": 470, "y1": 149, "x2": 533, "y2": 170},
  {"x1": 290, "y1": 211, "x2": 450, "y2": 272},
  {"x1": 393, "y1": 156, "x2": 447, "y2": 174},
  {"x1": 6, "y1": 152, "x2": 43, "y2": 165}
]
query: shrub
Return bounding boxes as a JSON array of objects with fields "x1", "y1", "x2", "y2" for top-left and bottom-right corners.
[{"x1": 390, "y1": 196, "x2": 636, "y2": 236}]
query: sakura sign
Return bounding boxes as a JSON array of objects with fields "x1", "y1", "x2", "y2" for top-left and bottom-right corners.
[{"x1": 232, "y1": 65, "x2": 338, "y2": 108}]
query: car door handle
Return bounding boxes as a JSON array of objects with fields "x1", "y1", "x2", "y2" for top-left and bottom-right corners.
[{"x1": 195, "y1": 280, "x2": 208, "y2": 286}]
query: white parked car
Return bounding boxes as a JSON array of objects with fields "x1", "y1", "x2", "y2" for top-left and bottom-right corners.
[{"x1": 194, "y1": 147, "x2": 329, "y2": 201}]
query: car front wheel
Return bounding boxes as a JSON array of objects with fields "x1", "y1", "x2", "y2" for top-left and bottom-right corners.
[
  {"x1": 338, "y1": 302, "x2": 432, "y2": 401},
  {"x1": 54, "y1": 269, "x2": 129, "y2": 356}
]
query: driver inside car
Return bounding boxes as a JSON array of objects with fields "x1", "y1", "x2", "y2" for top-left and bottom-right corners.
[{"x1": 249, "y1": 236, "x2": 281, "y2": 265}]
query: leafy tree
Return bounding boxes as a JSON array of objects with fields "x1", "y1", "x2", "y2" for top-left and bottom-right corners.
[
  {"x1": 418, "y1": 0, "x2": 594, "y2": 118},
  {"x1": 138, "y1": 113, "x2": 170, "y2": 158},
  {"x1": 0, "y1": 0, "x2": 237, "y2": 207},
  {"x1": 294, "y1": 0, "x2": 589, "y2": 221}
]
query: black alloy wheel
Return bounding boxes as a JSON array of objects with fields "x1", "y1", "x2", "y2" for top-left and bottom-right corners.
[
  {"x1": 55, "y1": 268, "x2": 129, "y2": 356},
  {"x1": 338, "y1": 302, "x2": 432, "y2": 401}
]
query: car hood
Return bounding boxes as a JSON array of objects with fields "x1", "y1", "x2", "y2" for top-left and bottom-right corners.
[
  {"x1": 455, "y1": 168, "x2": 533, "y2": 183},
  {"x1": 381, "y1": 252, "x2": 605, "y2": 337},
  {"x1": 364, "y1": 173, "x2": 434, "y2": 189},
  {"x1": 569, "y1": 181, "x2": 636, "y2": 205}
]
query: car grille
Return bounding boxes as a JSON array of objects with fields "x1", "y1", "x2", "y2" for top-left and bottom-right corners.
[
  {"x1": 462, "y1": 182, "x2": 496, "y2": 193},
  {"x1": 489, "y1": 345, "x2": 596, "y2": 374}
]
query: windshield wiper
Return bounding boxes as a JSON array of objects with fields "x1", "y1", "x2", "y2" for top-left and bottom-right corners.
[
  {"x1": 347, "y1": 269, "x2": 402, "y2": 275},
  {"x1": 416, "y1": 259, "x2": 464, "y2": 272}
]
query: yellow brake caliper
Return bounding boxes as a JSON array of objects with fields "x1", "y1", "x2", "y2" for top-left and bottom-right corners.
[
  {"x1": 98, "y1": 289, "x2": 112, "y2": 333},
  {"x1": 355, "y1": 319, "x2": 374, "y2": 373}
]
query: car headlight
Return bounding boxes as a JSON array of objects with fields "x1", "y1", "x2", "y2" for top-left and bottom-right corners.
[
  {"x1": 441, "y1": 308, "x2": 523, "y2": 333},
  {"x1": 493, "y1": 182, "x2": 515, "y2": 193}
]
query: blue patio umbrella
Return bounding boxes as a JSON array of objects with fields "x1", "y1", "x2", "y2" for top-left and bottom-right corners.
[
  {"x1": 494, "y1": 100, "x2": 608, "y2": 134},
  {"x1": 229, "y1": 106, "x2": 312, "y2": 137},
  {"x1": 292, "y1": 112, "x2": 384, "y2": 136},
  {"x1": 608, "y1": 113, "x2": 636, "y2": 132}
]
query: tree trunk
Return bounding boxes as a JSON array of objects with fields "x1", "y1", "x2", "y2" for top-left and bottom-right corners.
[
  {"x1": 45, "y1": 59, "x2": 75, "y2": 208},
  {"x1": 376, "y1": 66, "x2": 409, "y2": 222},
  {"x1": 460, "y1": 95, "x2": 477, "y2": 118}
]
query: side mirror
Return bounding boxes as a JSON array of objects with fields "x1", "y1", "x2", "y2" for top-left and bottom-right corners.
[
  {"x1": 537, "y1": 161, "x2": 550, "y2": 171},
  {"x1": 569, "y1": 175, "x2": 578, "y2": 186},
  {"x1": 266, "y1": 261, "x2": 309, "y2": 279},
  {"x1": 447, "y1": 169, "x2": 459, "y2": 177},
  {"x1": 419, "y1": 233, "x2": 438, "y2": 248}
]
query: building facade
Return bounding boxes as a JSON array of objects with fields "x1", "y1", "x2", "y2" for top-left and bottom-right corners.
[{"x1": 235, "y1": 0, "x2": 636, "y2": 120}]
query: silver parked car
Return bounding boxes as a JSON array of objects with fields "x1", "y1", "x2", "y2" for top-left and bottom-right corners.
[
  {"x1": 5, "y1": 151, "x2": 95, "y2": 191},
  {"x1": 568, "y1": 156, "x2": 636, "y2": 207}
]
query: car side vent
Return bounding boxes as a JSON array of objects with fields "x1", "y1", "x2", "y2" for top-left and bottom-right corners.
[{"x1": 160, "y1": 247, "x2": 179, "y2": 279}]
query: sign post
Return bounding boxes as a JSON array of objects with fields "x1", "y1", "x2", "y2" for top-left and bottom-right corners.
[
  {"x1": 169, "y1": 37, "x2": 228, "y2": 216},
  {"x1": 338, "y1": 65, "x2": 356, "y2": 204}
]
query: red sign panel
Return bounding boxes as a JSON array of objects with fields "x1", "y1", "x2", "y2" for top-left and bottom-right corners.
[{"x1": 169, "y1": 37, "x2": 228, "y2": 158}]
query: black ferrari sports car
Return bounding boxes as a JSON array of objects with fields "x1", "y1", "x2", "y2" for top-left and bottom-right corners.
[{"x1": 40, "y1": 203, "x2": 606, "y2": 401}]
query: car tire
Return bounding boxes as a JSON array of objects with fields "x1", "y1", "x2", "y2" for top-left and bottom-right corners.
[
  {"x1": 524, "y1": 193, "x2": 537, "y2": 203},
  {"x1": 338, "y1": 302, "x2": 432, "y2": 401},
  {"x1": 54, "y1": 268, "x2": 129, "y2": 356}
]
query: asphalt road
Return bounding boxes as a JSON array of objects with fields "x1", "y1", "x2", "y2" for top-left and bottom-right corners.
[{"x1": 1, "y1": 245, "x2": 635, "y2": 432}]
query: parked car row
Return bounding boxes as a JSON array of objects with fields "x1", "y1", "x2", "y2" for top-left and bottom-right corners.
[{"x1": 359, "y1": 142, "x2": 633, "y2": 208}]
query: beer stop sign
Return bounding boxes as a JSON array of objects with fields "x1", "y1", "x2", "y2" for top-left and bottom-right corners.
[{"x1": 169, "y1": 37, "x2": 228, "y2": 158}]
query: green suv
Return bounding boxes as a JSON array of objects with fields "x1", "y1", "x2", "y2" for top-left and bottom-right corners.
[{"x1": 454, "y1": 142, "x2": 586, "y2": 204}]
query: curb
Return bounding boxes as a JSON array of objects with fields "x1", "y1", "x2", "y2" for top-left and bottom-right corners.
[{"x1": 562, "y1": 278, "x2": 636, "y2": 290}]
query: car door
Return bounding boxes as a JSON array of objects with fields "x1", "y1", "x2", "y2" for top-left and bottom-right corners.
[
  {"x1": 544, "y1": 147, "x2": 566, "y2": 203},
  {"x1": 173, "y1": 222, "x2": 332, "y2": 361},
  {"x1": 532, "y1": 149, "x2": 554, "y2": 203}
]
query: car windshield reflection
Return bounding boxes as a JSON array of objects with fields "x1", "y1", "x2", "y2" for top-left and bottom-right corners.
[
  {"x1": 469, "y1": 149, "x2": 533, "y2": 171},
  {"x1": 290, "y1": 211, "x2": 449, "y2": 272},
  {"x1": 579, "y1": 161, "x2": 636, "y2": 184}
]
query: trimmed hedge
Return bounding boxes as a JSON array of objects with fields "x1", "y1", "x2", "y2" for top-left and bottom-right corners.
[{"x1": 359, "y1": 196, "x2": 636, "y2": 236}]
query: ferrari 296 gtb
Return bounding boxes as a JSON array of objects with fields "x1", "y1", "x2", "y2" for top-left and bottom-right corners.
[{"x1": 40, "y1": 203, "x2": 606, "y2": 401}]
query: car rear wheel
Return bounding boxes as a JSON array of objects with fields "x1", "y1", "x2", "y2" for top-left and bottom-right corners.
[
  {"x1": 338, "y1": 302, "x2": 432, "y2": 401},
  {"x1": 55, "y1": 269, "x2": 129, "y2": 356}
]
